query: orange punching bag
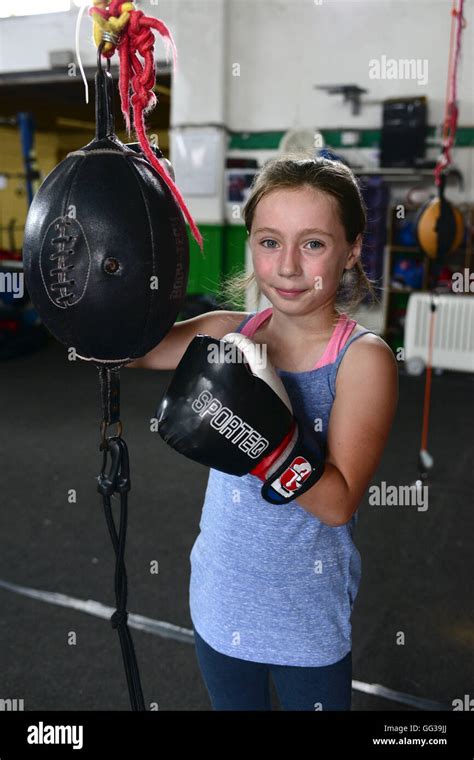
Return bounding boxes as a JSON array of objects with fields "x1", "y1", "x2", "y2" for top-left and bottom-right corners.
[{"x1": 415, "y1": 173, "x2": 464, "y2": 259}]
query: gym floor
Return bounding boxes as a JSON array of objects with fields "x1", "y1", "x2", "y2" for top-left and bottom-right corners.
[{"x1": 0, "y1": 338, "x2": 472, "y2": 711}]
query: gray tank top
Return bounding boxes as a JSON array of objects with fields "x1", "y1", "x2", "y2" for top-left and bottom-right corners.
[{"x1": 189, "y1": 310, "x2": 375, "y2": 666}]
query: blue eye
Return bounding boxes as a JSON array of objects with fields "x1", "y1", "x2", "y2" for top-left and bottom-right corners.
[{"x1": 260, "y1": 239, "x2": 324, "y2": 250}]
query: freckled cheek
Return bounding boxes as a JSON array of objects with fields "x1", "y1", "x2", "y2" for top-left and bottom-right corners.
[
  {"x1": 308, "y1": 256, "x2": 342, "y2": 286},
  {"x1": 304, "y1": 261, "x2": 334, "y2": 289},
  {"x1": 252, "y1": 253, "x2": 274, "y2": 280}
]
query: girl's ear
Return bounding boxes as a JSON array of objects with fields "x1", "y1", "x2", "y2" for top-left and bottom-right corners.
[{"x1": 344, "y1": 233, "x2": 363, "y2": 270}]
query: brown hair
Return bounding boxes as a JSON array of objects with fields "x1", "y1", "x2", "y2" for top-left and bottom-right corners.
[{"x1": 222, "y1": 155, "x2": 380, "y2": 315}]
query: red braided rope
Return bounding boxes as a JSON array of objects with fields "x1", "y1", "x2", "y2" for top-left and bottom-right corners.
[
  {"x1": 89, "y1": 2, "x2": 203, "y2": 251},
  {"x1": 434, "y1": 0, "x2": 466, "y2": 187}
]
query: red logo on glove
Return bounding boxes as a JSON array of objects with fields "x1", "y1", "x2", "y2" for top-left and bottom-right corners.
[{"x1": 279, "y1": 456, "x2": 312, "y2": 492}]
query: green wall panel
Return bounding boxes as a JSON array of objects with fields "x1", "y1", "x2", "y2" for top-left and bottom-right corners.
[
  {"x1": 223, "y1": 224, "x2": 247, "y2": 276},
  {"x1": 186, "y1": 224, "x2": 223, "y2": 294},
  {"x1": 228, "y1": 127, "x2": 474, "y2": 150},
  {"x1": 186, "y1": 223, "x2": 247, "y2": 295}
]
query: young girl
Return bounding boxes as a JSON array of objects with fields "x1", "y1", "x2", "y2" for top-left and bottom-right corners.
[{"x1": 129, "y1": 157, "x2": 398, "y2": 711}]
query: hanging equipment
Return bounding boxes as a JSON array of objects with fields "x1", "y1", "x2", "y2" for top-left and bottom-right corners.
[
  {"x1": 22, "y1": 2, "x2": 202, "y2": 711},
  {"x1": 414, "y1": 0, "x2": 467, "y2": 482},
  {"x1": 415, "y1": 0, "x2": 466, "y2": 262},
  {"x1": 415, "y1": 173, "x2": 465, "y2": 260}
]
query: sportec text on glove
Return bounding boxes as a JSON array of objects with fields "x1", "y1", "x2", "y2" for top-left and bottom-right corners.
[{"x1": 155, "y1": 332, "x2": 325, "y2": 504}]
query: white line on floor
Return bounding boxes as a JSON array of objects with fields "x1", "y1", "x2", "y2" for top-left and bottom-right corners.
[{"x1": 0, "y1": 577, "x2": 450, "y2": 710}]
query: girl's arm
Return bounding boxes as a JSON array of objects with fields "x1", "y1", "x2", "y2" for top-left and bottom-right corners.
[
  {"x1": 125, "y1": 310, "x2": 249, "y2": 371},
  {"x1": 296, "y1": 335, "x2": 399, "y2": 526}
]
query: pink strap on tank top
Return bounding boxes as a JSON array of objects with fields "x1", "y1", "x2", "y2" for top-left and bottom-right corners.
[{"x1": 240, "y1": 307, "x2": 357, "y2": 370}]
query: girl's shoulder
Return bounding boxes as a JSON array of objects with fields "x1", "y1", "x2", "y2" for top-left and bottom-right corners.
[
  {"x1": 333, "y1": 322, "x2": 398, "y2": 405},
  {"x1": 350, "y1": 322, "x2": 392, "y2": 349},
  {"x1": 342, "y1": 322, "x2": 398, "y2": 372},
  {"x1": 198, "y1": 309, "x2": 250, "y2": 338}
]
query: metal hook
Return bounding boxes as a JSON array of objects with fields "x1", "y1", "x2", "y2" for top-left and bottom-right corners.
[
  {"x1": 98, "y1": 437, "x2": 131, "y2": 497},
  {"x1": 95, "y1": 41, "x2": 115, "y2": 140},
  {"x1": 97, "y1": 40, "x2": 112, "y2": 73},
  {"x1": 100, "y1": 419, "x2": 123, "y2": 451}
]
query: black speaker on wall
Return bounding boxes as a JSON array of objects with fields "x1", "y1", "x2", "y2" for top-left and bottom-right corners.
[{"x1": 380, "y1": 96, "x2": 428, "y2": 168}]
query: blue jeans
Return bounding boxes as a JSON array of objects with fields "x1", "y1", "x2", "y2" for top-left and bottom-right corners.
[{"x1": 192, "y1": 625, "x2": 352, "y2": 711}]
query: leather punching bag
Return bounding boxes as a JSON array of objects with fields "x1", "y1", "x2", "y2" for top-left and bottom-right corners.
[
  {"x1": 23, "y1": 62, "x2": 189, "y2": 364},
  {"x1": 415, "y1": 174, "x2": 464, "y2": 259}
]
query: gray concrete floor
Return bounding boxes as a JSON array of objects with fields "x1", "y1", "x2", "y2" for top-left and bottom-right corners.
[{"x1": 0, "y1": 339, "x2": 472, "y2": 710}]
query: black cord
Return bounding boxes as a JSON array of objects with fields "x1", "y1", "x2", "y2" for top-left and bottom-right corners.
[
  {"x1": 97, "y1": 412, "x2": 146, "y2": 710},
  {"x1": 101, "y1": 475, "x2": 145, "y2": 711}
]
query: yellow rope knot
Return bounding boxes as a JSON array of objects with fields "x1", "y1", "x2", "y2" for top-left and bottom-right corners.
[{"x1": 90, "y1": 1, "x2": 136, "y2": 54}]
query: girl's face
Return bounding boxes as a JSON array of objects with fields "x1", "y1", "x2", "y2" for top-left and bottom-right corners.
[{"x1": 249, "y1": 185, "x2": 362, "y2": 315}]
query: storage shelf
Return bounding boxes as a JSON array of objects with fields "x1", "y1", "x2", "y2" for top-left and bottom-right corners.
[{"x1": 383, "y1": 202, "x2": 473, "y2": 352}]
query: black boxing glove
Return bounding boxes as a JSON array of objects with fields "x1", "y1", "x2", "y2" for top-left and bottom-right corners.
[{"x1": 155, "y1": 332, "x2": 325, "y2": 505}]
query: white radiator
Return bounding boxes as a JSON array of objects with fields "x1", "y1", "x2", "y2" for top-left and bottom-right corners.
[{"x1": 404, "y1": 293, "x2": 474, "y2": 374}]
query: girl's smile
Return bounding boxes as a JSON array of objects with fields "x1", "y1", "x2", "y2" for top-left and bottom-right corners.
[{"x1": 273, "y1": 287, "x2": 309, "y2": 299}]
